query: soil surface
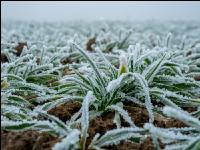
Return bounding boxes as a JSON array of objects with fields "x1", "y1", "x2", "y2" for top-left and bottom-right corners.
[
  {"x1": 2, "y1": 101, "x2": 187, "y2": 150},
  {"x1": 48, "y1": 101, "x2": 81, "y2": 122},
  {"x1": 123, "y1": 105, "x2": 186, "y2": 128},
  {"x1": 1, "y1": 131, "x2": 60, "y2": 150},
  {"x1": 85, "y1": 104, "x2": 185, "y2": 149},
  {"x1": 86, "y1": 112, "x2": 162, "y2": 150},
  {"x1": 86, "y1": 112, "x2": 116, "y2": 147}
]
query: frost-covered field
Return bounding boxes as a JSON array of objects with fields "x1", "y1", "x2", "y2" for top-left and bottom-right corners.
[{"x1": 1, "y1": 21, "x2": 200, "y2": 150}]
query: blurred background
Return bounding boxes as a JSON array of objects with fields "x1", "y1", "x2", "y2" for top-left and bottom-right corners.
[{"x1": 1, "y1": 1, "x2": 200, "y2": 22}]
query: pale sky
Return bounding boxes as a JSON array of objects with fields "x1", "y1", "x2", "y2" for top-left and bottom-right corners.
[{"x1": 1, "y1": 1, "x2": 200, "y2": 22}]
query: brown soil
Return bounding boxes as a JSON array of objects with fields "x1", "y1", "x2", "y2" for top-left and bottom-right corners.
[
  {"x1": 87, "y1": 112, "x2": 116, "y2": 147},
  {"x1": 60, "y1": 56, "x2": 80, "y2": 65},
  {"x1": 36, "y1": 57, "x2": 41, "y2": 65},
  {"x1": 1, "y1": 131, "x2": 60, "y2": 150},
  {"x1": 60, "y1": 57, "x2": 73, "y2": 64},
  {"x1": 85, "y1": 104, "x2": 185, "y2": 149},
  {"x1": 86, "y1": 37, "x2": 96, "y2": 51},
  {"x1": 2, "y1": 102, "x2": 187, "y2": 150},
  {"x1": 86, "y1": 105, "x2": 179, "y2": 149},
  {"x1": 183, "y1": 107, "x2": 197, "y2": 113},
  {"x1": 194, "y1": 75, "x2": 200, "y2": 81},
  {"x1": 122, "y1": 106, "x2": 149, "y2": 127},
  {"x1": 186, "y1": 51, "x2": 192, "y2": 56},
  {"x1": 48, "y1": 101, "x2": 81, "y2": 122},
  {"x1": 123, "y1": 106, "x2": 186, "y2": 128},
  {"x1": 1, "y1": 53, "x2": 9, "y2": 63},
  {"x1": 14, "y1": 42, "x2": 27, "y2": 56}
]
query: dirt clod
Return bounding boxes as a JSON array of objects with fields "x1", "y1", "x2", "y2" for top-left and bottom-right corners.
[
  {"x1": 1, "y1": 53, "x2": 9, "y2": 63},
  {"x1": 186, "y1": 51, "x2": 192, "y2": 56},
  {"x1": 194, "y1": 75, "x2": 200, "y2": 81},
  {"x1": 14, "y1": 42, "x2": 27, "y2": 56},
  {"x1": 86, "y1": 37, "x2": 96, "y2": 51},
  {"x1": 36, "y1": 57, "x2": 41, "y2": 65}
]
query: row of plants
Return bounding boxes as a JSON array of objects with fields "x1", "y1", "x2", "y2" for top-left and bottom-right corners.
[{"x1": 1, "y1": 21, "x2": 200, "y2": 150}]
